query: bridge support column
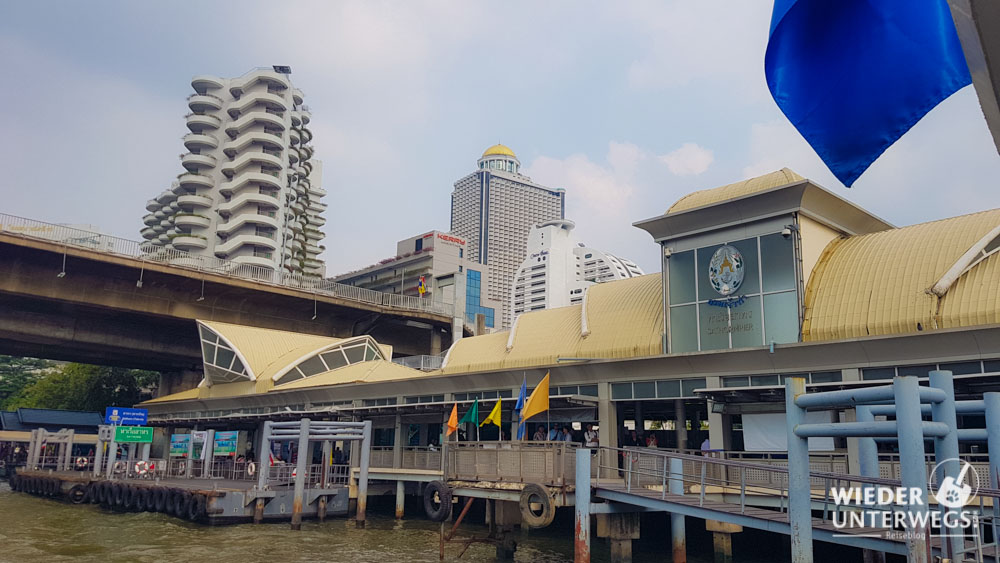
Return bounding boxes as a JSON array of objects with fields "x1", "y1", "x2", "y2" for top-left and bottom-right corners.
[
  {"x1": 494, "y1": 500, "x2": 520, "y2": 560},
  {"x1": 393, "y1": 414, "x2": 404, "y2": 519},
  {"x1": 575, "y1": 447, "x2": 592, "y2": 563},
  {"x1": 894, "y1": 377, "x2": 931, "y2": 563},
  {"x1": 674, "y1": 400, "x2": 687, "y2": 450},
  {"x1": 395, "y1": 480, "x2": 405, "y2": 519},
  {"x1": 669, "y1": 457, "x2": 686, "y2": 563},
  {"x1": 706, "y1": 520, "x2": 741, "y2": 563},
  {"x1": 929, "y1": 370, "x2": 961, "y2": 562},
  {"x1": 855, "y1": 406, "x2": 886, "y2": 563},
  {"x1": 290, "y1": 418, "x2": 310, "y2": 530},
  {"x1": 597, "y1": 512, "x2": 639, "y2": 563},
  {"x1": 784, "y1": 377, "x2": 813, "y2": 563},
  {"x1": 430, "y1": 329, "x2": 442, "y2": 356}
]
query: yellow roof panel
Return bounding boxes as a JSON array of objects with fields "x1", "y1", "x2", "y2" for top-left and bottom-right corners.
[
  {"x1": 667, "y1": 168, "x2": 805, "y2": 214},
  {"x1": 803, "y1": 209, "x2": 1000, "y2": 341},
  {"x1": 272, "y1": 360, "x2": 431, "y2": 390},
  {"x1": 142, "y1": 387, "x2": 200, "y2": 404},
  {"x1": 198, "y1": 320, "x2": 342, "y2": 383},
  {"x1": 579, "y1": 274, "x2": 663, "y2": 359}
]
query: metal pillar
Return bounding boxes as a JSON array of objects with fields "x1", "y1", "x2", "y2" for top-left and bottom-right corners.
[
  {"x1": 106, "y1": 428, "x2": 118, "y2": 479},
  {"x1": 855, "y1": 405, "x2": 887, "y2": 563},
  {"x1": 893, "y1": 376, "x2": 931, "y2": 563},
  {"x1": 356, "y1": 419, "x2": 372, "y2": 528},
  {"x1": 574, "y1": 448, "x2": 592, "y2": 563},
  {"x1": 321, "y1": 440, "x2": 332, "y2": 488},
  {"x1": 184, "y1": 429, "x2": 195, "y2": 478},
  {"x1": 291, "y1": 418, "x2": 310, "y2": 530},
  {"x1": 984, "y1": 392, "x2": 1000, "y2": 551},
  {"x1": 674, "y1": 399, "x2": 687, "y2": 450},
  {"x1": 141, "y1": 443, "x2": 150, "y2": 462},
  {"x1": 254, "y1": 421, "x2": 272, "y2": 524},
  {"x1": 202, "y1": 429, "x2": 215, "y2": 479},
  {"x1": 929, "y1": 370, "x2": 961, "y2": 560},
  {"x1": 393, "y1": 414, "x2": 404, "y2": 519},
  {"x1": 93, "y1": 435, "x2": 104, "y2": 477},
  {"x1": 669, "y1": 457, "x2": 687, "y2": 563},
  {"x1": 784, "y1": 377, "x2": 813, "y2": 563}
]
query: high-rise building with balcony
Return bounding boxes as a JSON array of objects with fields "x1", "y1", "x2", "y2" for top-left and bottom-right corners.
[
  {"x1": 141, "y1": 67, "x2": 326, "y2": 276},
  {"x1": 510, "y1": 219, "x2": 644, "y2": 322},
  {"x1": 450, "y1": 144, "x2": 565, "y2": 328}
]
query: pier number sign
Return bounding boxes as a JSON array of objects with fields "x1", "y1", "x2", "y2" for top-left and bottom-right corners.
[
  {"x1": 104, "y1": 407, "x2": 148, "y2": 426},
  {"x1": 114, "y1": 426, "x2": 153, "y2": 443}
]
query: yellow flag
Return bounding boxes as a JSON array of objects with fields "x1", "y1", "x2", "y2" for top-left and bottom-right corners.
[
  {"x1": 520, "y1": 371, "x2": 550, "y2": 423},
  {"x1": 446, "y1": 403, "x2": 459, "y2": 436},
  {"x1": 480, "y1": 399, "x2": 503, "y2": 428}
]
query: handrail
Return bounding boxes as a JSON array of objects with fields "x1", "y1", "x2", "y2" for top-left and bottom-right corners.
[{"x1": 0, "y1": 213, "x2": 455, "y2": 318}]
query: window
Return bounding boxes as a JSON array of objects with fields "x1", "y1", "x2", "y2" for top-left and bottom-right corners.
[
  {"x1": 274, "y1": 337, "x2": 384, "y2": 385},
  {"x1": 415, "y1": 238, "x2": 423, "y2": 252},
  {"x1": 198, "y1": 324, "x2": 250, "y2": 384}
]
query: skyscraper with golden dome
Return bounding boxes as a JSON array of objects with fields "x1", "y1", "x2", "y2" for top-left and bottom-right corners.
[{"x1": 450, "y1": 144, "x2": 565, "y2": 329}]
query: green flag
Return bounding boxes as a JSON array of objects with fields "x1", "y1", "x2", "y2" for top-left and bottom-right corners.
[{"x1": 458, "y1": 399, "x2": 479, "y2": 425}]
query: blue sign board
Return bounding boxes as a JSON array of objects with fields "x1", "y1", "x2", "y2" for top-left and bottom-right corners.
[{"x1": 104, "y1": 407, "x2": 148, "y2": 426}]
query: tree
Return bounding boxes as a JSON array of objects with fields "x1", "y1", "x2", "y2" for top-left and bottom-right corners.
[
  {"x1": 5, "y1": 363, "x2": 160, "y2": 412},
  {"x1": 0, "y1": 355, "x2": 56, "y2": 409}
]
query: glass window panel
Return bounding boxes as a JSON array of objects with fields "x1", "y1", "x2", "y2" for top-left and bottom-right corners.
[
  {"x1": 202, "y1": 341, "x2": 216, "y2": 363},
  {"x1": 699, "y1": 304, "x2": 730, "y2": 351},
  {"x1": 760, "y1": 233, "x2": 795, "y2": 292},
  {"x1": 731, "y1": 295, "x2": 763, "y2": 348},
  {"x1": 432, "y1": 395, "x2": 444, "y2": 403},
  {"x1": 695, "y1": 244, "x2": 723, "y2": 300},
  {"x1": 657, "y1": 380, "x2": 680, "y2": 398},
  {"x1": 277, "y1": 371, "x2": 303, "y2": 385},
  {"x1": 364, "y1": 345, "x2": 378, "y2": 361},
  {"x1": 498, "y1": 389, "x2": 512, "y2": 398},
  {"x1": 405, "y1": 396, "x2": 419, "y2": 404},
  {"x1": 198, "y1": 325, "x2": 218, "y2": 344},
  {"x1": 215, "y1": 347, "x2": 236, "y2": 370},
  {"x1": 984, "y1": 360, "x2": 1000, "y2": 373},
  {"x1": 896, "y1": 364, "x2": 936, "y2": 378},
  {"x1": 809, "y1": 371, "x2": 841, "y2": 383},
  {"x1": 750, "y1": 375, "x2": 780, "y2": 386},
  {"x1": 723, "y1": 376, "x2": 749, "y2": 388},
  {"x1": 558, "y1": 386, "x2": 577, "y2": 395},
  {"x1": 681, "y1": 378, "x2": 706, "y2": 397},
  {"x1": 939, "y1": 361, "x2": 982, "y2": 375},
  {"x1": 230, "y1": 357, "x2": 245, "y2": 375},
  {"x1": 343, "y1": 345, "x2": 366, "y2": 364},
  {"x1": 763, "y1": 291, "x2": 799, "y2": 344},
  {"x1": 670, "y1": 305, "x2": 699, "y2": 353},
  {"x1": 633, "y1": 381, "x2": 656, "y2": 399},
  {"x1": 321, "y1": 351, "x2": 348, "y2": 370},
  {"x1": 668, "y1": 250, "x2": 696, "y2": 304},
  {"x1": 578, "y1": 385, "x2": 598, "y2": 397},
  {"x1": 296, "y1": 355, "x2": 327, "y2": 377},
  {"x1": 728, "y1": 238, "x2": 760, "y2": 295},
  {"x1": 862, "y1": 367, "x2": 895, "y2": 380},
  {"x1": 611, "y1": 382, "x2": 632, "y2": 400}
]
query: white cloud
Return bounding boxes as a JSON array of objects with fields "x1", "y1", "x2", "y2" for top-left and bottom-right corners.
[{"x1": 660, "y1": 142, "x2": 714, "y2": 176}]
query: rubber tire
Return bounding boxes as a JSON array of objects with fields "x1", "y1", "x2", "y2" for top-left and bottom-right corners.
[
  {"x1": 98, "y1": 481, "x2": 111, "y2": 505},
  {"x1": 174, "y1": 491, "x2": 192, "y2": 519},
  {"x1": 111, "y1": 482, "x2": 124, "y2": 508},
  {"x1": 139, "y1": 488, "x2": 154, "y2": 511},
  {"x1": 47, "y1": 478, "x2": 58, "y2": 497},
  {"x1": 519, "y1": 483, "x2": 555, "y2": 529},
  {"x1": 68, "y1": 484, "x2": 87, "y2": 504},
  {"x1": 187, "y1": 494, "x2": 207, "y2": 521},
  {"x1": 153, "y1": 487, "x2": 167, "y2": 513},
  {"x1": 128, "y1": 486, "x2": 144, "y2": 511},
  {"x1": 82, "y1": 483, "x2": 94, "y2": 503},
  {"x1": 423, "y1": 480, "x2": 453, "y2": 522},
  {"x1": 8, "y1": 474, "x2": 18, "y2": 492}
]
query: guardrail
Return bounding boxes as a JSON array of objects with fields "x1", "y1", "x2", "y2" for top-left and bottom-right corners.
[
  {"x1": 371, "y1": 446, "x2": 442, "y2": 471},
  {"x1": 391, "y1": 355, "x2": 444, "y2": 371},
  {"x1": 445, "y1": 441, "x2": 579, "y2": 487},
  {"x1": 0, "y1": 213, "x2": 454, "y2": 317}
]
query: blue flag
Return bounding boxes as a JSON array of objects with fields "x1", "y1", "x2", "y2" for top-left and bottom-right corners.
[
  {"x1": 765, "y1": 0, "x2": 971, "y2": 187},
  {"x1": 514, "y1": 377, "x2": 527, "y2": 440}
]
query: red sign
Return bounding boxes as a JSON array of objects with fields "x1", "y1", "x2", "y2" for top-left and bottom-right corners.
[{"x1": 437, "y1": 233, "x2": 465, "y2": 246}]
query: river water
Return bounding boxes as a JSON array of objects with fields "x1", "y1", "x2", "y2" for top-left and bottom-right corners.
[{"x1": 0, "y1": 483, "x2": 858, "y2": 562}]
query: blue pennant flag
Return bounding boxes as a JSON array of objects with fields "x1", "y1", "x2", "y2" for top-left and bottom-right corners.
[
  {"x1": 514, "y1": 376, "x2": 527, "y2": 440},
  {"x1": 765, "y1": 0, "x2": 971, "y2": 187}
]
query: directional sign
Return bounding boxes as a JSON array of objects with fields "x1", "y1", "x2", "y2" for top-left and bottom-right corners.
[
  {"x1": 114, "y1": 426, "x2": 153, "y2": 443},
  {"x1": 104, "y1": 407, "x2": 148, "y2": 426}
]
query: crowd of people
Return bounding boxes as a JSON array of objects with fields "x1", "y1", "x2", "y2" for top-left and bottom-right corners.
[{"x1": 529, "y1": 423, "x2": 600, "y2": 446}]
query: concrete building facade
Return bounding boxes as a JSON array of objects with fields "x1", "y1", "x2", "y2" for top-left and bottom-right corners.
[
  {"x1": 510, "y1": 219, "x2": 643, "y2": 321},
  {"x1": 332, "y1": 231, "x2": 503, "y2": 331},
  {"x1": 450, "y1": 144, "x2": 565, "y2": 328},
  {"x1": 141, "y1": 67, "x2": 326, "y2": 277}
]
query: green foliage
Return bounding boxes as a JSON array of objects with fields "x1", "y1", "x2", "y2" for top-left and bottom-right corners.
[
  {"x1": 4, "y1": 362, "x2": 159, "y2": 412},
  {"x1": 0, "y1": 355, "x2": 56, "y2": 409}
]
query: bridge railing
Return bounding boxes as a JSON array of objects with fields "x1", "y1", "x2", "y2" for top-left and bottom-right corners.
[
  {"x1": 0, "y1": 213, "x2": 454, "y2": 318},
  {"x1": 370, "y1": 446, "x2": 443, "y2": 471},
  {"x1": 445, "y1": 441, "x2": 579, "y2": 487}
]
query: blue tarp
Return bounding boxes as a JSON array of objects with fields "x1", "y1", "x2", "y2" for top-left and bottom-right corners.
[{"x1": 765, "y1": 0, "x2": 971, "y2": 186}]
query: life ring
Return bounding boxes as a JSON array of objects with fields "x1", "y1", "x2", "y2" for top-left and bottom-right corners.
[
  {"x1": 423, "y1": 480, "x2": 453, "y2": 522},
  {"x1": 75, "y1": 457, "x2": 89, "y2": 470},
  {"x1": 134, "y1": 461, "x2": 149, "y2": 476},
  {"x1": 519, "y1": 483, "x2": 555, "y2": 528},
  {"x1": 113, "y1": 460, "x2": 127, "y2": 474},
  {"x1": 246, "y1": 462, "x2": 256, "y2": 476}
]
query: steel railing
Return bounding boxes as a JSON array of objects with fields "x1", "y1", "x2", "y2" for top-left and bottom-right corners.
[
  {"x1": 0, "y1": 213, "x2": 454, "y2": 317},
  {"x1": 445, "y1": 441, "x2": 579, "y2": 486}
]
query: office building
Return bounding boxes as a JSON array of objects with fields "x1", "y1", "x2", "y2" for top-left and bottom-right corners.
[
  {"x1": 331, "y1": 231, "x2": 503, "y2": 331},
  {"x1": 510, "y1": 219, "x2": 644, "y2": 321},
  {"x1": 140, "y1": 67, "x2": 326, "y2": 276},
  {"x1": 450, "y1": 144, "x2": 565, "y2": 328}
]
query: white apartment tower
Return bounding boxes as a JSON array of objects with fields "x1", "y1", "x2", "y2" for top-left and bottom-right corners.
[
  {"x1": 450, "y1": 144, "x2": 565, "y2": 328},
  {"x1": 141, "y1": 67, "x2": 326, "y2": 276},
  {"x1": 511, "y1": 220, "x2": 644, "y2": 321}
]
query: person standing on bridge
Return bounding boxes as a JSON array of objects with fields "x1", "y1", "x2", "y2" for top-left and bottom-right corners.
[
  {"x1": 533, "y1": 426, "x2": 547, "y2": 441},
  {"x1": 584, "y1": 424, "x2": 599, "y2": 448}
]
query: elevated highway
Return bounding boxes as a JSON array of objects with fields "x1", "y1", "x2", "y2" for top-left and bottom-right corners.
[{"x1": 0, "y1": 216, "x2": 462, "y2": 388}]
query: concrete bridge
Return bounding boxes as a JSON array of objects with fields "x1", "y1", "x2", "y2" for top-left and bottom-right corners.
[{"x1": 0, "y1": 216, "x2": 462, "y2": 389}]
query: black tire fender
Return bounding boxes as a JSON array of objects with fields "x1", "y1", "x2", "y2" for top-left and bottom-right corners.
[
  {"x1": 128, "y1": 486, "x2": 144, "y2": 511},
  {"x1": 188, "y1": 494, "x2": 207, "y2": 521},
  {"x1": 519, "y1": 483, "x2": 555, "y2": 529},
  {"x1": 423, "y1": 480, "x2": 453, "y2": 522},
  {"x1": 68, "y1": 484, "x2": 87, "y2": 504},
  {"x1": 111, "y1": 482, "x2": 124, "y2": 507},
  {"x1": 174, "y1": 490, "x2": 193, "y2": 518},
  {"x1": 153, "y1": 487, "x2": 167, "y2": 512},
  {"x1": 121, "y1": 484, "x2": 135, "y2": 509}
]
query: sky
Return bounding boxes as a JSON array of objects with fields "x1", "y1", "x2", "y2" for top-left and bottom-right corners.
[{"x1": 2, "y1": 1, "x2": 1000, "y2": 275}]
